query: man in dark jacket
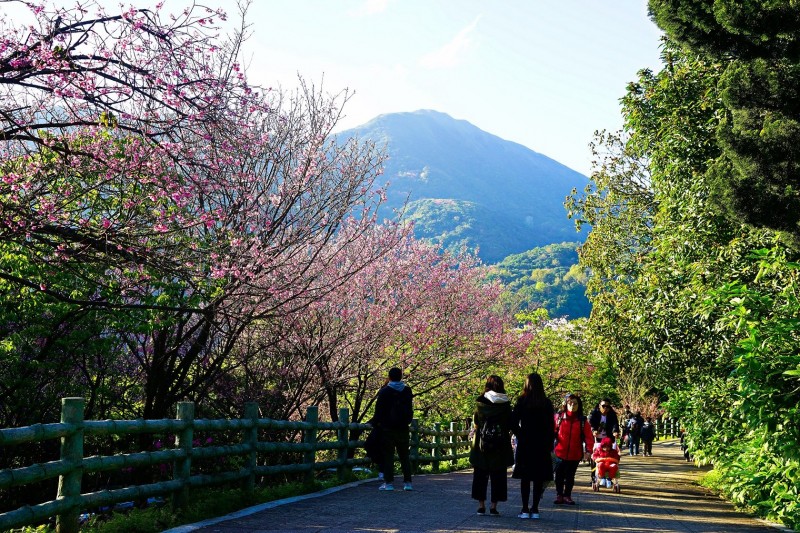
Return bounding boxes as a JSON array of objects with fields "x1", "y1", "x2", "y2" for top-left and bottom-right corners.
[
  {"x1": 588, "y1": 399, "x2": 620, "y2": 442},
  {"x1": 588, "y1": 399, "x2": 620, "y2": 485},
  {"x1": 373, "y1": 367, "x2": 414, "y2": 491}
]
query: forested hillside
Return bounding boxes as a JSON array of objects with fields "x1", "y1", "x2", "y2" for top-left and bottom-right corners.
[{"x1": 488, "y1": 242, "x2": 590, "y2": 319}]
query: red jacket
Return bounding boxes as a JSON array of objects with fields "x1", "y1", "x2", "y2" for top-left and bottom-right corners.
[{"x1": 553, "y1": 411, "x2": 594, "y2": 461}]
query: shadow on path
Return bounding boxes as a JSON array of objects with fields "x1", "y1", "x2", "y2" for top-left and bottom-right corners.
[{"x1": 169, "y1": 440, "x2": 787, "y2": 533}]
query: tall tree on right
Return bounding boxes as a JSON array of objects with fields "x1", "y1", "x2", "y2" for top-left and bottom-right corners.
[{"x1": 649, "y1": 0, "x2": 800, "y2": 241}]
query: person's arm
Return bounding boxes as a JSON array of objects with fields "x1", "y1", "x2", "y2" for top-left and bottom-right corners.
[
  {"x1": 509, "y1": 403, "x2": 522, "y2": 436},
  {"x1": 582, "y1": 419, "x2": 595, "y2": 459},
  {"x1": 373, "y1": 389, "x2": 386, "y2": 427}
]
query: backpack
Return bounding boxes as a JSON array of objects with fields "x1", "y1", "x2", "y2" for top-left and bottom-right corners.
[{"x1": 479, "y1": 416, "x2": 504, "y2": 453}]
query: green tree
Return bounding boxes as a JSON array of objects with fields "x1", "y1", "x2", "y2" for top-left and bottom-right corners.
[
  {"x1": 571, "y1": 40, "x2": 800, "y2": 528},
  {"x1": 649, "y1": 0, "x2": 800, "y2": 240}
]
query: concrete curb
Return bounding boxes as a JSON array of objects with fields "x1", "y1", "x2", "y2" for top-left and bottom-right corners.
[{"x1": 162, "y1": 476, "x2": 380, "y2": 533}]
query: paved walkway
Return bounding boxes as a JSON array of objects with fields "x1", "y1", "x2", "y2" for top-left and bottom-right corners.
[{"x1": 172, "y1": 440, "x2": 787, "y2": 533}]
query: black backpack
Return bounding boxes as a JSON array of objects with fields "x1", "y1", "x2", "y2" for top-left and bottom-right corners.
[{"x1": 479, "y1": 416, "x2": 504, "y2": 453}]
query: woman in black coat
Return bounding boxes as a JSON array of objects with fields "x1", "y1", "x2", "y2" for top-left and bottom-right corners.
[
  {"x1": 469, "y1": 375, "x2": 514, "y2": 516},
  {"x1": 510, "y1": 373, "x2": 554, "y2": 520}
]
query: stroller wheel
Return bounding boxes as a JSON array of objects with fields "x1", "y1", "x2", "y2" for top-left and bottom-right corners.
[
  {"x1": 592, "y1": 481, "x2": 599, "y2": 492},
  {"x1": 613, "y1": 483, "x2": 620, "y2": 493}
]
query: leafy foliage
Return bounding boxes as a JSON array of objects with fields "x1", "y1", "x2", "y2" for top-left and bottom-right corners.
[
  {"x1": 649, "y1": 0, "x2": 800, "y2": 241},
  {"x1": 487, "y1": 242, "x2": 591, "y2": 319},
  {"x1": 571, "y1": 39, "x2": 800, "y2": 528}
]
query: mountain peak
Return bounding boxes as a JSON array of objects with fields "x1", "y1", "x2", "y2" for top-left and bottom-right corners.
[{"x1": 339, "y1": 110, "x2": 588, "y2": 264}]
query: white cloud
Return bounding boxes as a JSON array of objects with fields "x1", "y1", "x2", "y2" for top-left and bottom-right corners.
[
  {"x1": 349, "y1": 0, "x2": 391, "y2": 17},
  {"x1": 419, "y1": 16, "x2": 481, "y2": 69}
]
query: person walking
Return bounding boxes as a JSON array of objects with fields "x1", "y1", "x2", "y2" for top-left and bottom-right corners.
[
  {"x1": 553, "y1": 394, "x2": 594, "y2": 505},
  {"x1": 640, "y1": 417, "x2": 656, "y2": 456},
  {"x1": 627, "y1": 411, "x2": 644, "y2": 456},
  {"x1": 510, "y1": 373, "x2": 554, "y2": 520},
  {"x1": 470, "y1": 375, "x2": 514, "y2": 516},
  {"x1": 373, "y1": 367, "x2": 414, "y2": 491},
  {"x1": 588, "y1": 398, "x2": 621, "y2": 484}
]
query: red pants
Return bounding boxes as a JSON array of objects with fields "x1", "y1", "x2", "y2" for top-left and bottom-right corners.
[{"x1": 596, "y1": 462, "x2": 618, "y2": 479}]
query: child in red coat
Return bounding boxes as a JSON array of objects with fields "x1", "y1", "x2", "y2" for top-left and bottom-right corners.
[{"x1": 591, "y1": 437, "x2": 620, "y2": 488}]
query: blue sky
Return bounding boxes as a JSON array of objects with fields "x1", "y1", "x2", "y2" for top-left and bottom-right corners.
[
  {"x1": 5, "y1": 0, "x2": 665, "y2": 176},
  {"x1": 241, "y1": 1, "x2": 665, "y2": 175}
]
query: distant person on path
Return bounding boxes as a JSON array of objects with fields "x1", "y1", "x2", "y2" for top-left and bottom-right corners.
[
  {"x1": 627, "y1": 411, "x2": 644, "y2": 456},
  {"x1": 620, "y1": 405, "x2": 633, "y2": 446},
  {"x1": 373, "y1": 367, "x2": 414, "y2": 491},
  {"x1": 470, "y1": 375, "x2": 514, "y2": 516},
  {"x1": 510, "y1": 373, "x2": 555, "y2": 520},
  {"x1": 640, "y1": 417, "x2": 656, "y2": 456},
  {"x1": 553, "y1": 394, "x2": 594, "y2": 505}
]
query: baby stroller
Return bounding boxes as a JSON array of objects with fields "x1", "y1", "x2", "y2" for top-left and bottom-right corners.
[{"x1": 591, "y1": 437, "x2": 620, "y2": 493}]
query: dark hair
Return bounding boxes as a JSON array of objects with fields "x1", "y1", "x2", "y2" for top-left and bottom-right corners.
[
  {"x1": 560, "y1": 393, "x2": 584, "y2": 416},
  {"x1": 599, "y1": 398, "x2": 614, "y2": 410},
  {"x1": 484, "y1": 375, "x2": 506, "y2": 394},
  {"x1": 388, "y1": 367, "x2": 402, "y2": 382},
  {"x1": 520, "y1": 373, "x2": 546, "y2": 408}
]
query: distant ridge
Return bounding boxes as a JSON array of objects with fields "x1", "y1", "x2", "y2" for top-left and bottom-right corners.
[{"x1": 339, "y1": 110, "x2": 589, "y2": 264}]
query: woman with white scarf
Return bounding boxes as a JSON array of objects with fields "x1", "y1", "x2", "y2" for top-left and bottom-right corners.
[{"x1": 469, "y1": 375, "x2": 514, "y2": 516}]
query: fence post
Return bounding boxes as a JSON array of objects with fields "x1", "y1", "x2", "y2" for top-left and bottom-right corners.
[
  {"x1": 56, "y1": 397, "x2": 84, "y2": 533},
  {"x1": 449, "y1": 421, "x2": 458, "y2": 466},
  {"x1": 173, "y1": 401, "x2": 194, "y2": 511},
  {"x1": 410, "y1": 418, "x2": 419, "y2": 474},
  {"x1": 303, "y1": 406, "x2": 319, "y2": 485},
  {"x1": 243, "y1": 402, "x2": 259, "y2": 494},
  {"x1": 432, "y1": 423, "x2": 442, "y2": 473},
  {"x1": 337, "y1": 408, "x2": 350, "y2": 481}
]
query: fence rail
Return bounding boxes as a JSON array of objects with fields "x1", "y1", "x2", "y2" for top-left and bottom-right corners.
[{"x1": 0, "y1": 398, "x2": 471, "y2": 533}]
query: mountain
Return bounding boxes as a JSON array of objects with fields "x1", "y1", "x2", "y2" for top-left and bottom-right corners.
[{"x1": 339, "y1": 110, "x2": 589, "y2": 264}]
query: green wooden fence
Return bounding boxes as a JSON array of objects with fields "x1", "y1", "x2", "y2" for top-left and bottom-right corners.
[{"x1": 0, "y1": 398, "x2": 471, "y2": 533}]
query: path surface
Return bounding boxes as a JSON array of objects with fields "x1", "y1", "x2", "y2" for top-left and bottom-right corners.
[{"x1": 173, "y1": 440, "x2": 786, "y2": 533}]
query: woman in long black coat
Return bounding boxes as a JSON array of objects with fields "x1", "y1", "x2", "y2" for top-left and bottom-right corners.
[{"x1": 510, "y1": 373, "x2": 555, "y2": 519}]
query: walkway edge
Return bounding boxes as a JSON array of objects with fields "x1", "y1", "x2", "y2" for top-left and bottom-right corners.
[{"x1": 161, "y1": 477, "x2": 381, "y2": 533}]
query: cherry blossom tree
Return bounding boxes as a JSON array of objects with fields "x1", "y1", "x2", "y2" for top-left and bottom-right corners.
[
  {"x1": 223, "y1": 233, "x2": 529, "y2": 425},
  {"x1": 1, "y1": 1, "x2": 397, "y2": 422}
]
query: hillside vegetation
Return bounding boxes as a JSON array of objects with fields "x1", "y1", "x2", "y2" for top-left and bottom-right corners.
[{"x1": 488, "y1": 242, "x2": 590, "y2": 319}]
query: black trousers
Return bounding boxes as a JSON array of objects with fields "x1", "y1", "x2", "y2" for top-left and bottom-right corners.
[
  {"x1": 519, "y1": 477, "x2": 545, "y2": 512},
  {"x1": 554, "y1": 458, "x2": 580, "y2": 497},
  {"x1": 471, "y1": 466, "x2": 508, "y2": 502},
  {"x1": 381, "y1": 428, "x2": 412, "y2": 483}
]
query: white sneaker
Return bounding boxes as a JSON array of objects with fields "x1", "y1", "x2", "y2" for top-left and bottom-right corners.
[
  {"x1": 403, "y1": 482, "x2": 413, "y2": 491},
  {"x1": 517, "y1": 512, "x2": 530, "y2": 519},
  {"x1": 378, "y1": 483, "x2": 394, "y2": 491},
  {"x1": 530, "y1": 512, "x2": 540, "y2": 519}
]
